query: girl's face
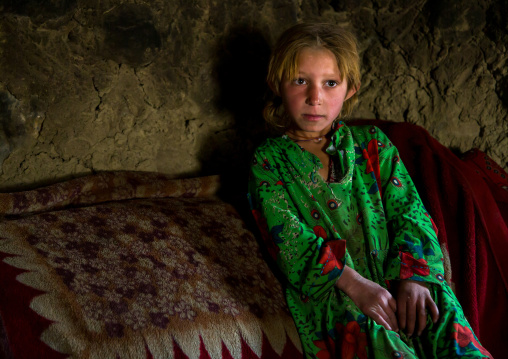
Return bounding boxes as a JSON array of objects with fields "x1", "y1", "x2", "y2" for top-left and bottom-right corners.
[{"x1": 281, "y1": 47, "x2": 356, "y2": 137}]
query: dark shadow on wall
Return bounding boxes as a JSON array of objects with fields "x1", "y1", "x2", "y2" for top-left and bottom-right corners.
[
  {"x1": 199, "y1": 26, "x2": 285, "y2": 282},
  {"x1": 198, "y1": 26, "x2": 272, "y2": 204}
]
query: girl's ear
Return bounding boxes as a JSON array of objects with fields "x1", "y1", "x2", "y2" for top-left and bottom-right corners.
[{"x1": 345, "y1": 82, "x2": 360, "y2": 100}]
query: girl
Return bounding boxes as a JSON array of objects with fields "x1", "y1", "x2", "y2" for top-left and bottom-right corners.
[{"x1": 247, "y1": 23, "x2": 492, "y2": 358}]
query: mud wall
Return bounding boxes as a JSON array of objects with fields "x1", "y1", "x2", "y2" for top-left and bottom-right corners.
[{"x1": 0, "y1": 0, "x2": 507, "y2": 191}]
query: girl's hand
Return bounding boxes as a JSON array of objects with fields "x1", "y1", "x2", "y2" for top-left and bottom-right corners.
[
  {"x1": 336, "y1": 266, "x2": 399, "y2": 332},
  {"x1": 395, "y1": 280, "x2": 439, "y2": 337}
]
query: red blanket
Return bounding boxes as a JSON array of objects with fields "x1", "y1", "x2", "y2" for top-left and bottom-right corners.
[{"x1": 351, "y1": 120, "x2": 508, "y2": 358}]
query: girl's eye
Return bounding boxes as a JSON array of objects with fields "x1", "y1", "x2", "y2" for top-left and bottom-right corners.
[
  {"x1": 294, "y1": 78, "x2": 307, "y2": 85},
  {"x1": 326, "y1": 80, "x2": 338, "y2": 87}
]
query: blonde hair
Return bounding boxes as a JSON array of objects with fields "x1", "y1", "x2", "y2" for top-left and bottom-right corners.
[{"x1": 264, "y1": 23, "x2": 361, "y2": 132}]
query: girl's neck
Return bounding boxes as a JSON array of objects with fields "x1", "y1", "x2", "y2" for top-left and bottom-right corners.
[{"x1": 285, "y1": 128, "x2": 333, "y2": 144}]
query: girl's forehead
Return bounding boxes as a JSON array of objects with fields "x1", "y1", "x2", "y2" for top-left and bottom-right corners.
[
  {"x1": 294, "y1": 47, "x2": 340, "y2": 73},
  {"x1": 296, "y1": 47, "x2": 337, "y2": 65},
  {"x1": 297, "y1": 47, "x2": 335, "y2": 60}
]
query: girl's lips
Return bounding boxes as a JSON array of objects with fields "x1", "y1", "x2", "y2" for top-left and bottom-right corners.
[{"x1": 303, "y1": 114, "x2": 325, "y2": 121}]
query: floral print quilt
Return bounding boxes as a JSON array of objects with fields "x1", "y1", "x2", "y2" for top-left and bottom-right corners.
[{"x1": 0, "y1": 172, "x2": 301, "y2": 359}]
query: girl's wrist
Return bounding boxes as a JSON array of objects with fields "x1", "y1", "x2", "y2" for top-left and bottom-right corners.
[{"x1": 335, "y1": 265, "x2": 361, "y2": 295}]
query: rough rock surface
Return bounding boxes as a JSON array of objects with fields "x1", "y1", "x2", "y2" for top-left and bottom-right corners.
[{"x1": 0, "y1": 0, "x2": 507, "y2": 191}]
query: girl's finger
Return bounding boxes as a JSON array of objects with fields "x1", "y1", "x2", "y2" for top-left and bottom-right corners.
[
  {"x1": 373, "y1": 312, "x2": 393, "y2": 332},
  {"x1": 397, "y1": 296, "x2": 408, "y2": 330},
  {"x1": 387, "y1": 309, "x2": 399, "y2": 332},
  {"x1": 417, "y1": 301, "x2": 427, "y2": 336},
  {"x1": 428, "y1": 297, "x2": 440, "y2": 323},
  {"x1": 389, "y1": 295, "x2": 397, "y2": 312},
  {"x1": 387, "y1": 298, "x2": 399, "y2": 332},
  {"x1": 405, "y1": 298, "x2": 416, "y2": 337}
]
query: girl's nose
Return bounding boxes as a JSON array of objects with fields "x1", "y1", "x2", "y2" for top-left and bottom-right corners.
[{"x1": 306, "y1": 85, "x2": 321, "y2": 105}]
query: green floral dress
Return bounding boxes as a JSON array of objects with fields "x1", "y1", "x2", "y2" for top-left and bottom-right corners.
[{"x1": 247, "y1": 123, "x2": 492, "y2": 359}]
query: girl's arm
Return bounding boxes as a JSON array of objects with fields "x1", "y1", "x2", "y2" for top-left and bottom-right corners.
[{"x1": 372, "y1": 127, "x2": 444, "y2": 336}]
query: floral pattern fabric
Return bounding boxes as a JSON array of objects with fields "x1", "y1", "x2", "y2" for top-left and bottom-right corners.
[
  {"x1": 248, "y1": 123, "x2": 492, "y2": 358},
  {"x1": 0, "y1": 172, "x2": 301, "y2": 359}
]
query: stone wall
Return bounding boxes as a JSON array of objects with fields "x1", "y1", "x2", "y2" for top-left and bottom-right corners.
[{"x1": 0, "y1": 0, "x2": 507, "y2": 191}]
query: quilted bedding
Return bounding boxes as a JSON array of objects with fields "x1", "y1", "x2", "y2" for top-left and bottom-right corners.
[{"x1": 0, "y1": 172, "x2": 301, "y2": 359}]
